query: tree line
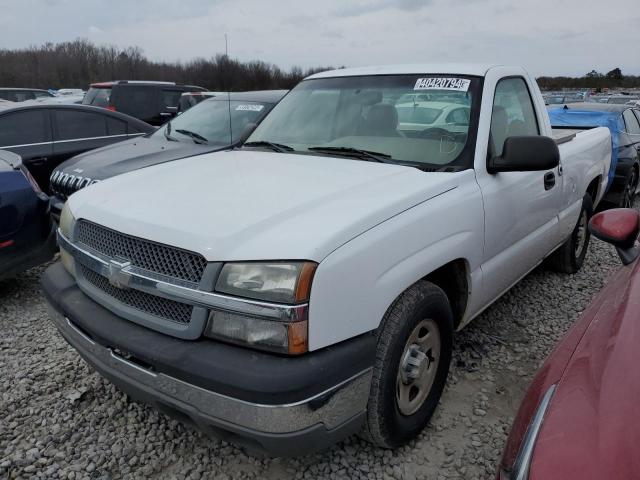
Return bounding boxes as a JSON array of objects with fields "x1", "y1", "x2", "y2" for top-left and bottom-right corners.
[
  {"x1": 0, "y1": 39, "x2": 332, "y2": 91},
  {"x1": 1, "y1": 39, "x2": 638, "y2": 92},
  {"x1": 537, "y1": 68, "x2": 640, "y2": 91}
]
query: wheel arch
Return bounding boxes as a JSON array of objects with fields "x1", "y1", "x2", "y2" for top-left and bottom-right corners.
[
  {"x1": 420, "y1": 258, "x2": 470, "y2": 330},
  {"x1": 586, "y1": 175, "x2": 600, "y2": 203}
]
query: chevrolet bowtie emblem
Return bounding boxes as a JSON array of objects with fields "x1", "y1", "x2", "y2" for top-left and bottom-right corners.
[{"x1": 107, "y1": 260, "x2": 132, "y2": 289}]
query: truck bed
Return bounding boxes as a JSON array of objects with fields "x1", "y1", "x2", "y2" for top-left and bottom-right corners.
[{"x1": 551, "y1": 128, "x2": 585, "y2": 145}]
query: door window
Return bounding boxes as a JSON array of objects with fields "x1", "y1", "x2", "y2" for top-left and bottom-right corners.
[
  {"x1": 106, "y1": 117, "x2": 127, "y2": 135},
  {"x1": 490, "y1": 78, "x2": 540, "y2": 157},
  {"x1": 55, "y1": 110, "x2": 108, "y2": 141},
  {"x1": 0, "y1": 110, "x2": 50, "y2": 146},
  {"x1": 113, "y1": 86, "x2": 157, "y2": 119},
  {"x1": 623, "y1": 109, "x2": 640, "y2": 135},
  {"x1": 162, "y1": 90, "x2": 183, "y2": 109}
]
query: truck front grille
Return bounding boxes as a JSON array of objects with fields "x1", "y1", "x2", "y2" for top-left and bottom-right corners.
[
  {"x1": 49, "y1": 171, "x2": 98, "y2": 199},
  {"x1": 79, "y1": 264, "x2": 194, "y2": 324},
  {"x1": 76, "y1": 220, "x2": 207, "y2": 285}
]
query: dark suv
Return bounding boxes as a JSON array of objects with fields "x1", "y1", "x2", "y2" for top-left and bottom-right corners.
[{"x1": 82, "y1": 81, "x2": 207, "y2": 125}]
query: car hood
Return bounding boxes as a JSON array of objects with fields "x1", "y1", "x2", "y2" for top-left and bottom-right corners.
[
  {"x1": 0, "y1": 149, "x2": 22, "y2": 171},
  {"x1": 69, "y1": 150, "x2": 463, "y2": 261},
  {"x1": 57, "y1": 136, "x2": 224, "y2": 180},
  {"x1": 530, "y1": 261, "x2": 640, "y2": 480}
]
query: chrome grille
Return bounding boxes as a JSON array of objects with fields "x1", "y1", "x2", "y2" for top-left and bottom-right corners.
[
  {"x1": 76, "y1": 220, "x2": 207, "y2": 284},
  {"x1": 79, "y1": 264, "x2": 193, "y2": 324},
  {"x1": 50, "y1": 171, "x2": 98, "y2": 199}
]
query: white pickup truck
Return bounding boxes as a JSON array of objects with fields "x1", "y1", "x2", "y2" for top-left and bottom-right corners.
[{"x1": 42, "y1": 64, "x2": 611, "y2": 456}]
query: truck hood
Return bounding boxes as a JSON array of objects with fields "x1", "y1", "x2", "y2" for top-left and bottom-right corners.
[
  {"x1": 530, "y1": 261, "x2": 640, "y2": 480},
  {"x1": 69, "y1": 150, "x2": 462, "y2": 261},
  {"x1": 57, "y1": 136, "x2": 224, "y2": 180}
]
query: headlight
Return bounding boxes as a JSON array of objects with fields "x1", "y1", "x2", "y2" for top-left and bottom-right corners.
[
  {"x1": 215, "y1": 262, "x2": 317, "y2": 304},
  {"x1": 207, "y1": 261, "x2": 317, "y2": 354},
  {"x1": 59, "y1": 203, "x2": 76, "y2": 274},
  {"x1": 59, "y1": 202, "x2": 75, "y2": 238},
  {"x1": 205, "y1": 310, "x2": 308, "y2": 355}
]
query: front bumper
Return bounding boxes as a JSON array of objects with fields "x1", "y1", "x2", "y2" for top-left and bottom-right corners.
[
  {"x1": 0, "y1": 218, "x2": 56, "y2": 280},
  {"x1": 42, "y1": 262, "x2": 375, "y2": 456}
]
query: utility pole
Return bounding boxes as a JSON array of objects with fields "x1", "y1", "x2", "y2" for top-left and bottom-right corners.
[{"x1": 225, "y1": 34, "x2": 228, "y2": 57}]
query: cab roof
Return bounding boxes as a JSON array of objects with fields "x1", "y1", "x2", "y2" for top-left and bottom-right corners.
[{"x1": 306, "y1": 63, "x2": 505, "y2": 79}]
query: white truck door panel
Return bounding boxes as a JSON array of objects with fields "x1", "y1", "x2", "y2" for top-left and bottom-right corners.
[
  {"x1": 478, "y1": 170, "x2": 560, "y2": 300},
  {"x1": 475, "y1": 72, "x2": 562, "y2": 308}
]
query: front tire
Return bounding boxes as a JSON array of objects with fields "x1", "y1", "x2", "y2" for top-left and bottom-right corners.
[
  {"x1": 362, "y1": 281, "x2": 453, "y2": 448},
  {"x1": 548, "y1": 194, "x2": 593, "y2": 274}
]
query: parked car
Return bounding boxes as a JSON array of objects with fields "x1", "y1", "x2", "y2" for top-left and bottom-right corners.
[
  {"x1": 178, "y1": 91, "x2": 226, "y2": 113},
  {"x1": 0, "y1": 103, "x2": 154, "y2": 191},
  {"x1": 606, "y1": 95, "x2": 640, "y2": 105},
  {"x1": 33, "y1": 94, "x2": 85, "y2": 105},
  {"x1": 549, "y1": 103, "x2": 640, "y2": 207},
  {"x1": 57, "y1": 89, "x2": 85, "y2": 97},
  {"x1": 543, "y1": 93, "x2": 584, "y2": 106},
  {"x1": 497, "y1": 207, "x2": 640, "y2": 480},
  {"x1": 42, "y1": 64, "x2": 611, "y2": 456},
  {"x1": 49, "y1": 90, "x2": 287, "y2": 221},
  {"x1": 0, "y1": 150, "x2": 56, "y2": 280},
  {"x1": 0, "y1": 88, "x2": 55, "y2": 102},
  {"x1": 82, "y1": 81, "x2": 207, "y2": 125}
]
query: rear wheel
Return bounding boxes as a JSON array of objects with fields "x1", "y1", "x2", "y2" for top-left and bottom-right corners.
[
  {"x1": 620, "y1": 166, "x2": 638, "y2": 208},
  {"x1": 362, "y1": 281, "x2": 453, "y2": 448},
  {"x1": 548, "y1": 194, "x2": 593, "y2": 274}
]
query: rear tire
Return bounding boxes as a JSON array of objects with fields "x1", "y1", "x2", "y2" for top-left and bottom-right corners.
[
  {"x1": 362, "y1": 281, "x2": 453, "y2": 448},
  {"x1": 548, "y1": 194, "x2": 593, "y2": 274},
  {"x1": 619, "y1": 166, "x2": 638, "y2": 208}
]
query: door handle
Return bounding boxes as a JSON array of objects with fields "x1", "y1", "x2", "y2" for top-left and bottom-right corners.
[
  {"x1": 30, "y1": 157, "x2": 48, "y2": 166},
  {"x1": 544, "y1": 171, "x2": 556, "y2": 190}
]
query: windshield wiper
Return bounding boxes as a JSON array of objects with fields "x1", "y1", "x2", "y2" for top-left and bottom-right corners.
[
  {"x1": 164, "y1": 123, "x2": 179, "y2": 142},
  {"x1": 308, "y1": 146, "x2": 392, "y2": 163},
  {"x1": 243, "y1": 141, "x2": 294, "y2": 152},
  {"x1": 175, "y1": 129, "x2": 208, "y2": 144}
]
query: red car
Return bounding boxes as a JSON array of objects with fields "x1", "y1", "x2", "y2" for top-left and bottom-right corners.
[{"x1": 498, "y1": 208, "x2": 640, "y2": 480}]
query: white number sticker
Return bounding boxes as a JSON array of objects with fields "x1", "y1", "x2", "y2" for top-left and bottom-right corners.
[
  {"x1": 235, "y1": 104, "x2": 264, "y2": 112},
  {"x1": 414, "y1": 77, "x2": 470, "y2": 92}
]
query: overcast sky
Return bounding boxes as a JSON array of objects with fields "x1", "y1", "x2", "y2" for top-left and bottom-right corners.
[{"x1": 0, "y1": 0, "x2": 638, "y2": 76}]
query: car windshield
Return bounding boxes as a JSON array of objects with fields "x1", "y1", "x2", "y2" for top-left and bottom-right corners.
[
  {"x1": 83, "y1": 87, "x2": 111, "y2": 107},
  {"x1": 246, "y1": 75, "x2": 480, "y2": 169},
  {"x1": 156, "y1": 99, "x2": 271, "y2": 146}
]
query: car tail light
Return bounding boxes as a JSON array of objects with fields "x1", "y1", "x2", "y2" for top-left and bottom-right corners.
[
  {"x1": 107, "y1": 105, "x2": 116, "y2": 112},
  {"x1": 20, "y1": 166, "x2": 42, "y2": 193},
  {"x1": 0, "y1": 240, "x2": 14, "y2": 249}
]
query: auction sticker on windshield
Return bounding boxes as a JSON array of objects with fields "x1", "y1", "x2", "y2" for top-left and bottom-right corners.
[
  {"x1": 414, "y1": 78, "x2": 470, "y2": 92},
  {"x1": 235, "y1": 104, "x2": 265, "y2": 111}
]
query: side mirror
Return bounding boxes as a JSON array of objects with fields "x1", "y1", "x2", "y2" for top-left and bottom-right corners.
[
  {"x1": 589, "y1": 208, "x2": 640, "y2": 265},
  {"x1": 238, "y1": 123, "x2": 258, "y2": 144},
  {"x1": 488, "y1": 136, "x2": 560, "y2": 174}
]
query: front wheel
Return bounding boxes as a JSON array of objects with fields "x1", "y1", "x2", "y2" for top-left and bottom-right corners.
[
  {"x1": 548, "y1": 194, "x2": 593, "y2": 274},
  {"x1": 362, "y1": 281, "x2": 453, "y2": 448}
]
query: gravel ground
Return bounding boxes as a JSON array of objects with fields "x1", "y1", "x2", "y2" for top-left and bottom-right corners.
[{"x1": 0, "y1": 216, "x2": 630, "y2": 480}]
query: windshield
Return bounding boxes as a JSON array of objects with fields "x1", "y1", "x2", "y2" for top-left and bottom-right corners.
[
  {"x1": 83, "y1": 87, "x2": 111, "y2": 107},
  {"x1": 156, "y1": 99, "x2": 271, "y2": 146},
  {"x1": 247, "y1": 75, "x2": 480, "y2": 169}
]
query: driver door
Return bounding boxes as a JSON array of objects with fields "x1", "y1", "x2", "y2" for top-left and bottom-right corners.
[{"x1": 478, "y1": 77, "x2": 561, "y2": 303}]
